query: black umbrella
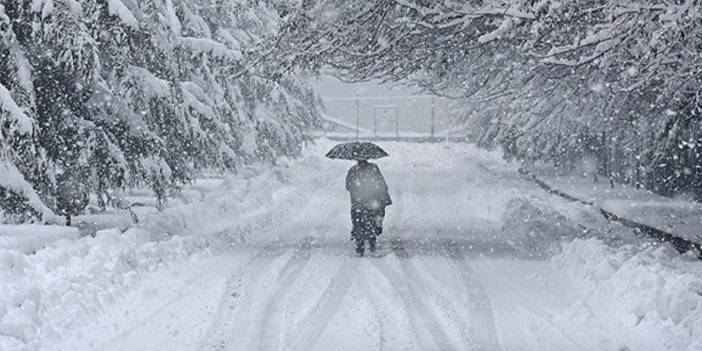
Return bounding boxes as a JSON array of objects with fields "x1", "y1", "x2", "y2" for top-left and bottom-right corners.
[{"x1": 326, "y1": 141, "x2": 389, "y2": 160}]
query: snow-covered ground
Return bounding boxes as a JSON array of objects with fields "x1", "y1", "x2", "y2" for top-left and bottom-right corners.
[
  {"x1": 532, "y1": 174, "x2": 702, "y2": 244},
  {"x1": 2, "y1": 140, "x2": 702, "y2": 351},
  {"x1": 0, "y1": 226, "x2": 79, "y2": 254}
]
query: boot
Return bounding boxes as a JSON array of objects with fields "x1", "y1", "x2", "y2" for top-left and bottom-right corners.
[
  {"x1": 355, "y1": 239, "x2": 365, "y2": 257},
  {"x1": 369, "y1": 236, "x2": 377, "y2": 253}
]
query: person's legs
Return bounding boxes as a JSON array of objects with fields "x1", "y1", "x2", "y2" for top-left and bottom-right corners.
[
  {"x1": 368, "y1": 235, "x2": 377, "y2": 253},
  {"x1": 374, "y1": 207, "x2": 386, "y2": 235},
  {"x1": 355, "y1": 238, "x2": 365, "y2": 256},
  {"x1": 359, "y1": 207, "x2": 380, "y2": 256},
  {"x1": 351, "y1": 207, "x2": 382, "y2": 256},
  {"x1": 351, "y1": 208, "x2": 366, "y2": 256},
  {"x1": 351, "y1": 208, "x2": 361, "y2": 240}
]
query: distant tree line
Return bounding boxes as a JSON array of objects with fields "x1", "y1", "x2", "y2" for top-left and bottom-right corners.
[
  {"x1": 0, "y1": 0, "x2": 320, "y2": 223},
  {"x1": 277, "y1": 0, "x2": 702, "y2": 199}
]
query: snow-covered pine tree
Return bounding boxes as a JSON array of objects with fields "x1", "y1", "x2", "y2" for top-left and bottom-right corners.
[
  {"x1": 0, "y1": 0, "x2": 320, "y2": 223},
  {"x1": 1, "y1": 2, "x2": 56, "y2": 222}
]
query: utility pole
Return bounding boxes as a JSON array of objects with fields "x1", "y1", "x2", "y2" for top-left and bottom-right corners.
[
  {"x1": 374, "y1": 114, "x2": 378, "y2": 139},
  {"x1": 355, "y1": 92, "x2": 360, "y2": 139},
  {"x1": 430, "y1": 96, "x2": 436, "y2": 140}
]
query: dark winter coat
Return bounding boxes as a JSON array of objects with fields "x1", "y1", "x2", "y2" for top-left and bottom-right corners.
[{"x1": 346, "y1": 161, "x2": 392, "y2": 210}]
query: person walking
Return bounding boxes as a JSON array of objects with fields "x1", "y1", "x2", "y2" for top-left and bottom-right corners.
[
  {"x1": 346, "y1": 159, "x2": 392, "y2": 256},
  {"x1": 326, "y1": 141, "x2": 392, "y2": 256}
]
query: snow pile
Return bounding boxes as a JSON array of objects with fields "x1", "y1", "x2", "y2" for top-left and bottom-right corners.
[
  {"x1": 0, "y1": 151, "x2": 331, "y2": 350},
  {"x1": 501, "y1": 197, "x2": 583, "y2": 258},
  {"x1": 0, "y1": 228, "x2": 213, "y2": 350},
  {"x1": 72, "y1": 213, "x2": 135, "y2": 237},
  {"x1": 0, "y1": 225, "x2": 79, "y2": 254},
  {"x1": 143, "y1": 154, "x2": 340, "y2": 246},
  {"x1": 144, "y1": 167, "x2": 273, "y2": 240},
  {"x1": 553, "y1": 238, "x2": 702, "y2": 350}
]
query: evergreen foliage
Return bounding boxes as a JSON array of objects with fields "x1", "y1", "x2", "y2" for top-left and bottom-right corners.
[{"x1": 0, "y1": 0, "x2": 320, "y2": 223}]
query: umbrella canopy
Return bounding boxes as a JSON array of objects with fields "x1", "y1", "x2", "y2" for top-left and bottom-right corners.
[{"x1": 326, "y1": 141, "x2": 389, "y2": 160}]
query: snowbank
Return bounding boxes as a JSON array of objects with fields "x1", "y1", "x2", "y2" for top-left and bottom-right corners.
[
  {"x1": 73, "y1": 213, "x2": 134, "y2": 236},
  {"x1": 0, "y1": 225, "x2": 78, "y2": 254},
  {"x1": 553, "y1": 238, "x2": 702, "y2": 350},
  {"x1": 494, "y1": 183, "x2": 702, "y2": 350},
  {"x1": 0, "y1": 228, "x2": 212, "y2": 350},
  {"x1": 501, "y1": 181, "x2": 702, "y2": 350},
  {"x1": 0, "y1": 148, "x2": 331, "y2": 350},
  {"x1": 501, "y1": 197, "x2": 584, "y2": 258}
]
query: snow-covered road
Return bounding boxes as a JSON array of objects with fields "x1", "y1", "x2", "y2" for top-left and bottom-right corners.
[{"x1": 25, "y1": 141, "x2": 702, "y2": 351}]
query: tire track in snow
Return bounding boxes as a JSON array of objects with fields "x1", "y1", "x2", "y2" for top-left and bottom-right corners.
[
  {"x1": 356, "y1": 275, "x2": 388, "y2": 351},
  {"x1": 289, "y1": 254, "x2": 357, "y2": 351},
  {"x1": 378, "y1": 239, "x2": 460, "y2": 350},
  {"x1": 513, "y1": 302, "x2": 584, "y2": 350},
  {"x1": 476, "y1": 259, "x2": 585, "y2": 350},
  {"x1": 198, "y1": 239, "x2": 313, "y2": 351},
  {"x1": 444, "y1": 240, "x2": 502, "y2": 351},
  {"x1": 198, "y1": 245, "x2": 286, "y2": 351},
  {"x1": 93, "y1": 256, "x2": 242, "y2": 351},
  {"x1": 280, "y1": 177, "x2": 357, "y2": 351},
  {"x1": 254, "y1": 238, "x2": 314, "y2": 351},
  {"x1": 385, "y1": 151, "x2": 499, "y2": 350},
  {"x1": 403, "y1": 240, "x2": 477, "y2": 350}
]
